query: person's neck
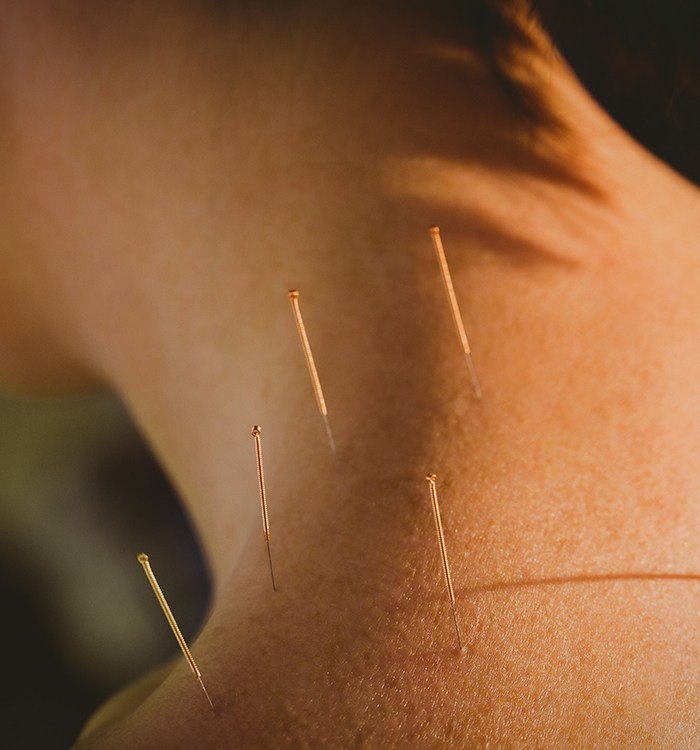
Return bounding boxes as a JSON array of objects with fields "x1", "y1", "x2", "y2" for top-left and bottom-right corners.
[
  {"x1": 68, "y1": 7, "x2": 700, "y2": 745},
  {"x1": 86, "y1": 18, "x2": 698, "y2": 586}
]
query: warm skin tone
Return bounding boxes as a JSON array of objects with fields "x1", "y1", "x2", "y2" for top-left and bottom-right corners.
[{"x1": 0, "y1": 1, "x2": 698, "y2": 747}]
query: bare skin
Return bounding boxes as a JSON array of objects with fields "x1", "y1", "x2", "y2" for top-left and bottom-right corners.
[{"x1": 0, "y1": 1, "x2": 698, "y2": 747}]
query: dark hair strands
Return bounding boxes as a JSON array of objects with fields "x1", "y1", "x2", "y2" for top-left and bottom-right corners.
[{"x1": 479, "y1": 0, "x2": 700, "y2": 184}]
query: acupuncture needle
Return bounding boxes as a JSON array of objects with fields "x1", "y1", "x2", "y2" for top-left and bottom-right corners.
[
  {"x1": 251, "y1": 425, "x2": 277, "y2": 591},
  {"x1": 137, "y1": 553, "x2": 215, "y2": 710},
  {"x1": 425, "y1": 474, "x2": 463, "y2": 649},
  {"x1": 429, "y1": 226, "x2": 482, "y2": 399},
  {"x1": 288, "y1": 289, "x2": 336, "y2": 452}
]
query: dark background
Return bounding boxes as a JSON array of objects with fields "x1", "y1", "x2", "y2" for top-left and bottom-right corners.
[{"x1": 0, "y1": 395, "x2": 209, "y2": 749}]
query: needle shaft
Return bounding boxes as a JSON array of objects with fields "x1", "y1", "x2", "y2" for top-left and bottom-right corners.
[
  {"x1": 252, "y1": 426, "x2": 277, "y2": 590},
  {"x1": 137, "y1": 553, "x2": 215, "y2": 710},
  {"x1": 429, "y1": 226, "x2": 482, "y2": 399},
  {"x1": 425, "y1": 475, "x2": 463, "y2": 649},
  {"x1": 288, "y1": 289, "x2": 336, "y2": 452}
]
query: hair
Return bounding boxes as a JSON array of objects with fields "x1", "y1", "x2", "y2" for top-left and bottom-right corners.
[{"x1": 468, "y1": 0, "x2": 700, "y2": 185}]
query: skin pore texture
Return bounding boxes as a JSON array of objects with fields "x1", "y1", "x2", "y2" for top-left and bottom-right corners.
[{"x1": 0, "y1": 1, "x2": 699, "y2": 747}]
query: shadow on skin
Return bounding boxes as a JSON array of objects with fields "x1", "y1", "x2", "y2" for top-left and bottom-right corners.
[
  {"x1": 389, "y1": 573, "x2": 700, "y2": 665},
  {"x1": 457, "y1": 571, "x2": 700, "y2": 598},
  {"x1": 401, "y1": 572, "x2": 700, "y2": 626}
]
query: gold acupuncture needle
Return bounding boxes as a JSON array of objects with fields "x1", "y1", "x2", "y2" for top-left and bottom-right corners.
[
  {"x1": 429, "y1": 226, "x2": 482, "y2": 399},
  {"x1": 251, "y1": 425, "x2": 277, "y2": 591},
  {"x1": 288, "y1": 289, "x2": 336, "y2": 452},
  {"x1": 425, "y1": 474, "x2": 463, "y2": 650},
  {"x1": 137, "y1": 553, "x2": 215, "y2": 710}
]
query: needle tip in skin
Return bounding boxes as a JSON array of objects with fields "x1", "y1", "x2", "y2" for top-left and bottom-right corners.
[
  {"x1": 198, "y1": 676, "x2": 215, "y2": 711},
  {"x1": 451, "y1": 602, "x2": 464, "y2": 651},
  {"x1": 464, "y1": 352, "x2": 482, "y2": 400},
  {"x1": 267, "y1": 545, "x2": 277, "y2": 592},
  {"x1": 322, "y1": 412, "x2": 336, "y2": 454}
]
